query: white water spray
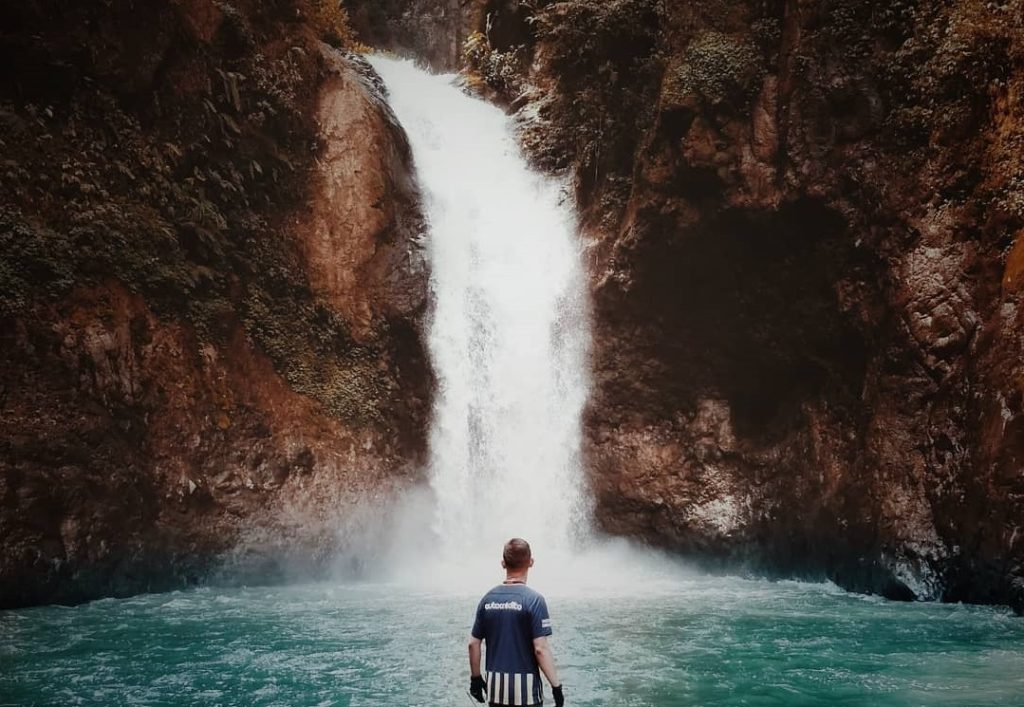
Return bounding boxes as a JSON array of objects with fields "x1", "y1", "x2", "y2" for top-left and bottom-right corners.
[
  {"x1": 367, "y1": 56, "x2": 593, "y2": 580},
  {"x1": 362, "y1": 57, "x2": 696, "y2": 594}
]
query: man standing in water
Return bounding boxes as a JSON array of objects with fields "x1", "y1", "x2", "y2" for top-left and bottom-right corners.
[{"x1": 468, "y1": 538, "x2": 564, "y2": 706}]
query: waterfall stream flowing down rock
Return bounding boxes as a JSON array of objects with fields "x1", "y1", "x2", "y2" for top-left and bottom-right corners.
[{"x1": 367, "y1": 56, "x2": 595, "y2": 584}]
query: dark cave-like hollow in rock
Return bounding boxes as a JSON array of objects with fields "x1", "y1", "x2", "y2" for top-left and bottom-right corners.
[{"x1": 597, "y1": 198, "x2": 874, "y2": 445}]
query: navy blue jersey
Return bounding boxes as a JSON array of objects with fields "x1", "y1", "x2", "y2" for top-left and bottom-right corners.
[{"x1": 471, "y1": 583, "x2": 553, "y2": 706}]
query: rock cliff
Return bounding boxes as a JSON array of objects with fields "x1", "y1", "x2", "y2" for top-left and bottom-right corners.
[
  {"x1": 363, "y1": 0, "x2": 1024, "y2": 609},
  {"x1": 5, "y1": 0, "x2": 1024, "y2": 613},
  {"x1": 0, "y1": 1, "x2": 431, "y2": 608}
]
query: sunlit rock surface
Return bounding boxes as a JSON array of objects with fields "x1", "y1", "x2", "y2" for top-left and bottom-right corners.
[{"x1": 303, "y1": 50, "x2": 427, "y2": 340}]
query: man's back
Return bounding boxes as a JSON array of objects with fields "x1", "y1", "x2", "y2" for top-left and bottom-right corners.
[{"x1": 471, "y1": 583, "x2": 552, "y2": 705}]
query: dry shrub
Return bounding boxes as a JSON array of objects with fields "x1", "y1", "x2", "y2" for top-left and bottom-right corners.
[{"x1": 308, "y1": 0, "x2": 355, "y2": 48}]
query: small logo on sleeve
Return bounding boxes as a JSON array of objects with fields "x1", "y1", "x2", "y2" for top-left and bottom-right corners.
[{"x1": 541, "y1": 618, "x2": 552, "y2": 628}]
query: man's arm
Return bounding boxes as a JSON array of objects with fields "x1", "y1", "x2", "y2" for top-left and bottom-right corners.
[
  {"x1": 532, "y1": 636, "x2": 560, "y2": 687},
  {"x1": 468, "y1": 636, "x2": 487, "y2": 702},
  {"x1": 468, "y1": 635, "x2": 483, "y2": 676}
]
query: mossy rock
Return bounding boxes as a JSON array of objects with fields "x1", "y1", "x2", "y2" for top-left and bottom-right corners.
[
  {"x1": 0, "y1": 7, "x2": 398, "y2": 428},
  {"x1": 0, "y1": 209, "x2": 77, "y2": 316},
  {"x1": 662, "y1": 32, "x2": 766, "y2": 113}
]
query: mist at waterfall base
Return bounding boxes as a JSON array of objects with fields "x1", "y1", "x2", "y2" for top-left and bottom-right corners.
[
  {"x1": 5, "y1": 58, "x2": 1024, "y2": 707},
  {"x1": 345, "y1": 54, "x2": 620, "y2": 590}
]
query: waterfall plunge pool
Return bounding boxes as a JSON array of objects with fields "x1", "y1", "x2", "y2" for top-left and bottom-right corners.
[
  {"x1": 5, "y1": 57, "x2": 1019, "y2": 707},
  {"x1": 3, "y1": 576, "x2": 1022, "y2": 706}
]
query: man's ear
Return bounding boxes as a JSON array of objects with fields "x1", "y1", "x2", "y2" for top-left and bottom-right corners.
[
  {"x1": 529, "y1": 558, "x2": 535, "y2": 568},
  {"x1": 501, "y1": 560, "x2": 507, "y2": 569}
]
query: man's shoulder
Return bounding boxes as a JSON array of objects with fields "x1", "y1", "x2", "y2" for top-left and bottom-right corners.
[
  {"x1": 477, "y1": 584, "x2": 546, "y2": 603},
  {"x1": 478, "y1": 584, "x2": 507, "y2": 600},
  {"x1": 477, "y1": 581, "x2": 544, "y2": 598},
  {"x1": 519, "y1": 585, "x2": 547, "y2": 604}
]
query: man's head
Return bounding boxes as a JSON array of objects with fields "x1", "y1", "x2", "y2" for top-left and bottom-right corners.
[{"x1": 502, "y1": 538, "x2": 534, "y2": 572}]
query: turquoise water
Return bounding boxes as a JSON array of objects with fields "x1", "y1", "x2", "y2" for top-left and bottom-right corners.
[{"x1": 2, "y1": 577, "x2": 1023, "y2": 706}]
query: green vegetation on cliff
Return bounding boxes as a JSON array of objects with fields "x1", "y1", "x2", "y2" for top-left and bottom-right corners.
[{"x1": 0, "y1": 0, "x2": 408, "y2": 425}]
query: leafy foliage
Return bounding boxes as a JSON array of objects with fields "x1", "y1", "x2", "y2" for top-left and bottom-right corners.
[
  {"x1": 0, "y1": 0, "x2": 398, "y2": 425},
  {"x1": 523, "y1": 0, "x2": 663, "y2": 176},
  {"x1": 308, "y1": 0, "x2": 357, "y2": 48},
  {"x1": 463, "y1": 31, "x2": 525, "y2": 94},
  {"x1": 868, "y1": 0, "x2": 1019, "y2": 145}
]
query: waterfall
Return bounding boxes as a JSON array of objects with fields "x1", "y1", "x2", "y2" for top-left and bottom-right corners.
[{"x1": 367, "y1": 57, "x2": 593, "y2": 582}]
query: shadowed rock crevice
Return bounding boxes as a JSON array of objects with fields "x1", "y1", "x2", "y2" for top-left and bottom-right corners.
[
  {"x1": 600, "y1": 199, "x2": 870, "y2": 443},
  {"x1": 585, "y1": 197, "x2": 890, "y2": 594}
]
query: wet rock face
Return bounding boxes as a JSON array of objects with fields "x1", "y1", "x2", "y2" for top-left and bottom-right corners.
[
  {"x1": 1, "y1": 284, "x2": 418, "y2": 607},
  {"x1": 462, "y1": 0, "x2": 1024, "y2": 609},
  {"x1": 303, "y1": 51, "x2": 428, "y2": 340},
  {"x1": 0, "y1": 1, "x2": 431, "y2": 608}
]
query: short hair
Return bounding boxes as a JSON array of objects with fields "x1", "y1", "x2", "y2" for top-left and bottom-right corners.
[{"x1": 503, "y1": 538, "x2": 532, "y2": 570}]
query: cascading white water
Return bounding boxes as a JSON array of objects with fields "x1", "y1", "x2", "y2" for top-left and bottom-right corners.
[{"x1": 368, "y1": 57, "x2": 593, "y2": 581}]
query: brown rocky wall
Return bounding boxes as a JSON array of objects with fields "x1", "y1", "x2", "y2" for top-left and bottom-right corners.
[
  {"x1": 454, "y1": 0, "x2": 1024, "y2": 610},
  {"x1": 0, "y1": 0, "x2": 431, "y2": 608}
]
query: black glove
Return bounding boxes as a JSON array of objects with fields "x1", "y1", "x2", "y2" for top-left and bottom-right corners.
[
  {"x1": 552, "y1": 684, "x2": 565, "y2": 707},
  {"x1": 469, "y1": 675, "x2": 487, "y2": 703}
]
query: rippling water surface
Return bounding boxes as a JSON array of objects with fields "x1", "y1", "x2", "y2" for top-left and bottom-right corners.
[{"x1": 3, "y1": 577, "x2": 1023, "y2": 706}]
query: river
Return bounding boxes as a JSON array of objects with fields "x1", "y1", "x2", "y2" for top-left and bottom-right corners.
[{"x1": 3, "y1": 577, "x2": 1022, "y2": 705}]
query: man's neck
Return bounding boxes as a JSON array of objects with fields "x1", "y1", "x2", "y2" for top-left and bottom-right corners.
[{"x1": 503, "y1": 573, "x2": 528, "y2": 585}]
